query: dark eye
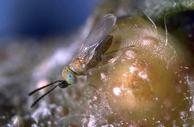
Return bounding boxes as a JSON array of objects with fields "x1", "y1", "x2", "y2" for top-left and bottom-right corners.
[
  {"x1": 67, "y1": 73, "x2": 74, "y2": 80},
  {"x1": 68, "y1": 73, "x2": 72, "y2": 78}
]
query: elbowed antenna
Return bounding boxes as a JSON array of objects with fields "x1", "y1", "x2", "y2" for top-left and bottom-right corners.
[{"x1": 29, "y1": 80, "x2": 70, "y2": 108}]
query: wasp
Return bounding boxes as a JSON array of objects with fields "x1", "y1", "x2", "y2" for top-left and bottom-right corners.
[{"x1": 29, "y1": 14, "x2": 117, "y2": 107}]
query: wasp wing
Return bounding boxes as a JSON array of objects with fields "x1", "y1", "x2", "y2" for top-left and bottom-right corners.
[{"x1": 79, "y1": 14, "x2": 117, "y2": 64}]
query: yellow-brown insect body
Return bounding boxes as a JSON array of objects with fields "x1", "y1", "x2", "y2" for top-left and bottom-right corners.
[
  {"x1": 29, "y1": 14, "x2": 116, "y2": 107},
  {"x1": 61, "y1": 14, "x2": 116, "y2": 86},
  {"x1": 69, "y1": 56, "x2": 87, "y2": 75},
  {"x1": 67, "y1": 14, "x2": 116, "y2": 74}
]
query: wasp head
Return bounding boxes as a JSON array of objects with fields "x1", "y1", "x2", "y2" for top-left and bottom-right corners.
[{"x1": 62, "y1": 67, "x2": 77, "y2": 85}]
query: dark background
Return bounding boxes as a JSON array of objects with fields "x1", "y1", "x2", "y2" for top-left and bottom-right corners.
[{"x1": 0, "y1": 0, "x2": 99, "y2": 39}]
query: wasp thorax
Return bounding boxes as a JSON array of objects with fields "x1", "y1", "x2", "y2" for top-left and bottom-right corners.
[{"x1": 69, "y1": 57, "x2": 86, "y2": 74}]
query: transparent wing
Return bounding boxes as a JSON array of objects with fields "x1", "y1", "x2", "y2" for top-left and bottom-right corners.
[{"x1": 79, "y1": 14, "x2": 117, "y2": 64}]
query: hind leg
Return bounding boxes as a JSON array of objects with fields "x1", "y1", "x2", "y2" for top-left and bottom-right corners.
[
  {"x1": 87, "y1": 45, "x2": 135, "y2": 74},
  {"x1": 85, "y1": 35, "x2": 113, "y2": 70},
  {"x1": 100, "y1": 45, "x2": 135, "y2": 64}
]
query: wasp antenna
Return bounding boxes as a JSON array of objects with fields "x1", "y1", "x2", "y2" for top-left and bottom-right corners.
[
  {"x1": 30, "y1": 85, "x2": 58, "y2": 108},
  {"x1": 28, "y1": 80, "x2": 63, "y2": 96}
]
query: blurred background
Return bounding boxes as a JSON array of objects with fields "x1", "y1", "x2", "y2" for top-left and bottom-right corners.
[{"x1": 0, "y1": 0, "x2": 99, "y2": 39}]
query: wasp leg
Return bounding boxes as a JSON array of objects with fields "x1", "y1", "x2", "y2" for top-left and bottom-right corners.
[
  {"x1": 87, "y1": 45, "x2": 135, "y2": 74},
  {"x1": 100, "y1": 45, "x2": 135, "y2": 64},
  {"x1": 86, "y1": 35, "x2": 113, "y2": 70}
]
